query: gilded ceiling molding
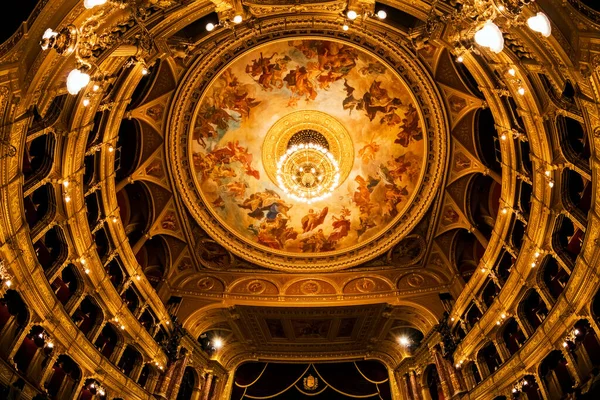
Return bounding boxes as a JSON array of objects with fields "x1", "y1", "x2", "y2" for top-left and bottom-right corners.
[{"x1": 167, "y1": 16, "x2": 449, "y2": 272}]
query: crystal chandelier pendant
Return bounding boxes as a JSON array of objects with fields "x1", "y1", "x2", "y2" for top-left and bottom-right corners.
[{"x1": 275, "y1": 132, "x2": 340, "y2": 204}]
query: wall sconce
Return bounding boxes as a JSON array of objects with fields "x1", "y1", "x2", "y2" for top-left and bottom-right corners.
[{"x1": 206, "y1": 14, "x2": 244, "y2": 32}]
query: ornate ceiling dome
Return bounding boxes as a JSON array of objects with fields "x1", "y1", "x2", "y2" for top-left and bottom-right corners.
[{"x1": 169, "y1": 38, "x2": 447, "y2": 271}]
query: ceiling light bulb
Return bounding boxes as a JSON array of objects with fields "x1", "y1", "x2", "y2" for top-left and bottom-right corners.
[
  {"x1": 480, "y1": 268, "x2": 486, "y2": 273},
  {"x1": 5, "y1": 280, "x2": 12, "y2": 287},
  {"x1": 518, "y1": 87, "x2": 526, "y2": 96},
  {"x1": 108, "y1": 145, "x2": 114, "y2": 152},
  {"x1": 342, "y1": 24, "x2": 349, "y2": 31},
  {"x1": 574, "y1": 329, "x2": 580, "y2": 335},
  {"x1": 66, "y1": 69, "x2": 90, "y2": 95},
  {"x1": 548, "y1": 181, "x2": 554, "y2": 188},
  {"x1": 508, "y1": 68, "x2": 516, "y2": 76},
  {"x1": 563, "y1": 341, "x2": 568, "y2": 347},
  {"x1": 120, "y1": 324, "x2": 125, "y2": 330},
  {"x1": 141, "y1": 67, "x2": 149, "y2": 75},
  {"x1": 398, "y1": 336, "x2": 410, "y2": 346},
  {"x1": 47, "y1": 342, "x2": 54, "y2": 348},
  {"x1": 65, "y1": 195, "x2": 71, "y2": 203},
  {"x1": 498, "y1": 5, "x2": 505, "y2": 11},
  {"x1": 500, "y1": 133, "x2": 507, "y2": 140},
  {"x1": 213, "y1": 338, "x2": 223, "y2": 349},
  {"x1": 135, "y1": 275, "x2": 141, "y2": 280},
  {"x1": 80, "y1": 258, "x2": 86, "y2": 265},
  {"x1": 206, "y1": 23, "x2": 215, "y2": 31},
  {"x1": 112, "y1": 216, "x2": 117, "y2": 223},
  {"x1": 82, "y1": 98, "x2": 90, "y2": 107},
  {"x1": 83, "y1": 0, "x2": 108, "y2": 9},
  {"x1": 84, "y1": 268, "x2": 90, "y2": 274},
  {"x1": 527, "y1": 12, "x2": 552, "y2": 37},
  {"x1": 347, "y1": 10, "x2": 358, "y2": 20},
  {"x1": 501, "y1": 313, "x2": 506, "y2": 319},
  {"x1": 456, "y1": 55, "x2": 464, "y2": 63},
  {"x1": 63, "y1": 180, "x2": 69, "y2": 187},
  {"x1": 545, "y1": 170, "x2": 551, "y2": 177},
  {"x1": 233, "y1": 15, "x2": 243, "y2": 24},
  {"x1": 474, "y1": 21, "x2": 504, "y2": 53},
  {"x1": 376, "y1": 10, "x2": 387, "y2": 19},
  {"x1": 93, "y1": 84, "x2": 99, "y2": 91}
]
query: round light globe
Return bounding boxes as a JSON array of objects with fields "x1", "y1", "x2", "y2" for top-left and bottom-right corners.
[
  {"x1": 474, "y1": 21, "x2": 504, "y2": 53},
  {"x1": 527, "y1": 12, "x2": 551, "y2": 37},
  {"x1": 347, "y1": 10, "x2": 358, "y2": 20},
  {"x1": 206, "y1": 23, "x2": 215, "y2": 32}
]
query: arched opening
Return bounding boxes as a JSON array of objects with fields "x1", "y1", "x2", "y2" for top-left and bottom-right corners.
[
  {"x1": 51, "y1": 264, "x2": 81, "y2": 306},
  {"x1": 24, "y1": 183, "x2": 54, "y2": 230},
  {"x1": 117, "y1": 345, "x2": 142, "y2": 378},
  {"x1": 93, "y1": 227, "x2": 111, "y2": 262},
  {"x1": 562, "y1": 168, "x2": 591, "y2": 221},
  {"x1": 501, "y1": 318, "x2": 526, "y2": 356},
  {"x1": 515, "y1": 374, "x2": 542, "y2": 400},
  {"x1": 94, "y1": 323, "x2": 121, "y2": 359},
  {"x1": 137, "y1": 236, "x2": 168, "y2": 288},
  {"x1": 137, "y1": 363, "x2": 157, "y2": 389},
  {"x1": 511, "y1": 219, "x2": 526, "y2": 249},
  {"x1": 139, "y1": 309, "x2": 156, "y2": 333},
  {"x1": 465, "y1": 302, "x2": 483, "y2": 329},
  {"x1": 468, "y1": 362, "x2": 481, "y2": 387},
  {"x1": 13, "y1": 325, "x2": 53, "y2": 380},
  {"x1": 454, "y1": 229, "x2": 484, "y2": 284},
  {"x1": 45, "y1": 355, "x2": 81, "y2": 399},
  {"x1": 121, "y1": 287, "x2": 140, "y2": 314},
  {"x1": 118, "y1": 181, "x2": 152, "y2": 247},
  {"x1": 481, "y1": 278, "x2": 500, "y2": 308},
  {"x1": 518, "y1": 180, "x2": 533, "y2": 219},
  {"x1": 477, "y1": 342, "x2": 502, "y2": 376},
  {"x1": 467, "y1": 174, "x2": 500, "y2": 240},
  {"x1": 540, "y1": 350, "x2": 575, "y2": 399},
  {"x1": 569, "y1": 319, "x2": 600, "y2": 379},
  {"x1": 84, "y1": 191, "x2": 101, "y2": 229},
  {"x1": 552, "y1": 215, "x2": 584, "y2": 266},
  {"x1": 176, "y1": 366, "x2": 197, "y2": 400},
  {"x1": 556, "y1": 115, "x2": 590, "y2": 170},
  {"x1": 105, "y1": 259, "x2": 125, "y2": 291},
  {"x1": 518, "y1": 140, "x2": 533, "y2": 174},
  {"x1": 34, "y1": 226, "x2": 68, "y2": 273},
  {"x1": 423, "y1": 363, "x2": 445, "y2": 400},
  {"x1": 114, "y1": 119, "x2": 142, "y2": 182},
  {"x1": 474, "y1": 108, "x2": 501, "y2": 174},
  {"x1": 0, "y1": 290, "x2": 29, "y2": 357},
  {"x1": 540, "y1": 256, "x2": 570, "y2": 300},
  {"x1": 496, "y1": 251, "x2": 514, "y2": 284},
  {"x1": 23, "y1": 133, "x2": 55, "y2": 187},
  {"x1": 518, "y1": 290, "x2": 548, "y2": 334},
  {"x1": 71, "y1": 296, "x2": 103, "y2": 338}
]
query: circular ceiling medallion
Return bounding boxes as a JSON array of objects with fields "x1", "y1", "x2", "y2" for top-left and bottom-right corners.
[{"x1": 169, "y1": 34, "x2": 447, "y2": 271}]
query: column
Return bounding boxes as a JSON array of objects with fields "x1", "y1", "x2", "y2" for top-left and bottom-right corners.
[
  {"x1": 135, "y1": 303, "x2": 148, "y2": 319},
  {"x1": 70, "y1": 374, "x2": 88, "y2": 400},
  {"x1": 531, "y1": 372, "x2": 551, "y2": 400},
  {"x1": 167, "y1": 355, "x2": 189, "y2": 398},
  {"x1": 88, "y1": 321, "x2": 104, "y2": 343},
  {"x1": 202, "y1": 373, "x2": 213, "y2": 400},
  {"x1": 408, "y1": 370, "x2": 421, "y2": 400},
  {"x1": 475, "y1": 359, "x2": 490, "y2": 379},
  {"x1": 146, "y1": 367, "x2": 160, "y2": 393},
  {"x1": 461, "y1": 365, "x2": 475, "y2": 390},
  {"x1": 131, "y1": 358, "x2": 145, "y2": 383},
  {"x1": 493, "y1": 339, "x2": 510, "y2": 363},
  {"x1": 399, "y1": 373, "x2": 411, "y2": 400},
  {"x1": 65, "y1": 291, "x2": 86, "y2": 316},
  {"x1": 39, "y1": 351, "x2": 60, "y2": 389},
  {"x1": 561, "y1": 347, "x2": 582, "y2": 386},
  {"x1": 155, "y1": 361, "x2": 177, "y2": 399},
  {"x1": 514, "y1": 316, "x2": 530, "y2": 339},
  {"x1": 110, "y1": 342, "x2": 127, "y2": 365},
  {"x1": 7, "y1": 321, "x2": 33, "y2": 361},
  {"x1": 533, "y1": 286, "x2": 554, "y2": 313},
  {"x1": 443, "y1": 358, "x2": 465, "y2": 395},
  {"x1": 431, "y1": 349, "x2": 452, "y2": 399}
]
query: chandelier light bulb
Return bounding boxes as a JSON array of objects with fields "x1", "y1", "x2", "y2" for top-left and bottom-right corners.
[
  {"x1": 474, "y1": 21, "x2": 504, "y2": 53},
  {"x1": 83, "y1": 0, "x2": 108, "y2": 9},
  {"x1": 66, "y1": 69, "x2": 90, "y2": 95},
  {"x1": 398, "y1": 336, "x2": 410, "y2": 346},
  {"x1": 206, "y1": 23, "x2": 215, "y2": 32},
  {"x1": 233, "y1": 15, "x2": 243, "y2": 24},
  {"x1": 527, "y1": 12, "x2": 552, "y2": 37},
  {"x1": 213, "y1": 338, "x2": 224, "y2": 349},
  {"x1": 347, "y1": 10, "x2": 358, "y2": 20},
  {"x1": 376, "y1": 10, "x2": 387, "y2": 19}
]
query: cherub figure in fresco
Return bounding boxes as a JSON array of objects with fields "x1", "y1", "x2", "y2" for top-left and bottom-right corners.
[
  {"x1": 356, "y1": 204, "x2": 378, "y2": 238},
  {"x1": 342, "y1": 79, "x2": 363, "y2": 114},
  {"x1": 257, "y1": 213, "x2": 298, "y2": 249},
  {"x1": 316, "y1": 42, "x2": 358, "y2": 77},
  {"x1": 301, "y1": 207, "x2": 329, "y2": 233},
  {"x1": 283, "y1": 66, "x2": 318, "y2": 105},
  {"x1": 213, "y1": 70, "x2": 261, "y2": 120},
  {"x1": 394, "y1": 103, "x2": 423, "y2": 147},
  {"x1": 358, "y1": 141, "x2": 380, "y2": 164},
  {"x1": 359, "y1": 62, "x2": 386, "y2": 76},
  {"x1": 239, "y1": 190, "x2": 293, "y2": 220},
  {"x1": 362, "y1": 80, "x2": 403, "y2": 122},
  {"x1": 352, "y1": 175, "x2": 380, "y2": 207},
  {"x1": 225, "y1": 181, "x2": 248, "y2": 199},
  {"x1": 301, "y1": 229, "x2": 327, "y2": 252},
  {"x1": 328, "y1": 207, "x2": 351, "y2": 246},
  {"x1": 246, "y1": 53, "x2": 291, "y2": 91},
  {"x1": 382, "y1": 184, "x2": 409, "y2": 218},
  {"x1": 193, "y1": 104, "x2": 236, "y2": 147},
  {"x1": 386, "y1": 154, "x2": 412, "y2": 185},
  {"x1": 211, "y1": 140, "x2": 260, "y2": 180}
]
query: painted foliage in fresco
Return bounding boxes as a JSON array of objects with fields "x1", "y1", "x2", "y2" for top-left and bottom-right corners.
[{"x1": 191, "y1": 39, "x2": 425, "y2": 253}]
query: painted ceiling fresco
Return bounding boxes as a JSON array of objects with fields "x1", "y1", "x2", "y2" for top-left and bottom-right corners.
[{"x1": 191, "y1": 39, "x2": 426, "y2": 254}]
